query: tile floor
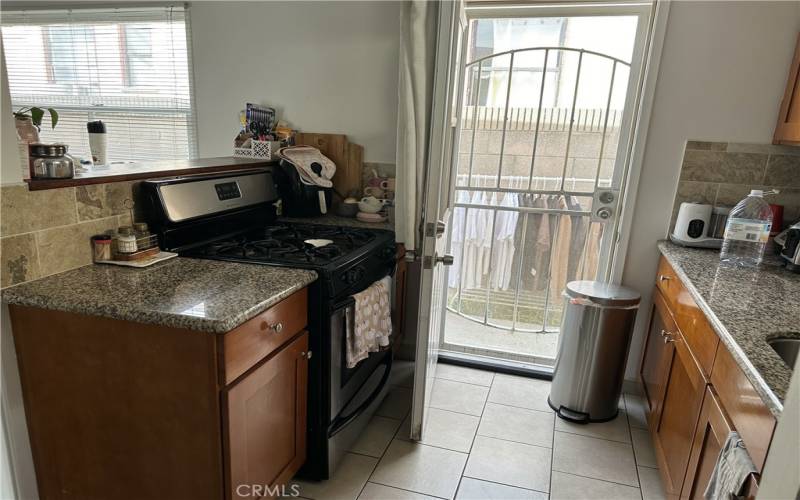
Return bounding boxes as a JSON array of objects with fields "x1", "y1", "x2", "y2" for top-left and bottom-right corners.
[{"x1": 292, "y1": 362, "x2": 666, "y2": 500}]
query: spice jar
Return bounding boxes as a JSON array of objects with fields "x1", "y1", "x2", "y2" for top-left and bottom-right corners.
[
  {"x1": 117, "y1": 226, "x2": 138, "y2": 254},
  {"x1": 91, "y1": 234, "x2": 112, "y2": 262},
  {"x1": 133, "y1": 222, "x2": 152, "y2": 249}
]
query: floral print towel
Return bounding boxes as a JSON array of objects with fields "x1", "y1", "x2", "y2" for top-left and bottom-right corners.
[{"x1": 347, "y1": 276, "x2": 392, "y2": 368}]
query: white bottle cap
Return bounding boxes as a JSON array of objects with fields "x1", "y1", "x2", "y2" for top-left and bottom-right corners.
[{"x1": 749, "y1": 189, "x2": 763, "y2": 197}]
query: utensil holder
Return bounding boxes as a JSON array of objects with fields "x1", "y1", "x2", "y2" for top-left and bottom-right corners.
[{"x1": 233, "y1": 140, "x2": 279, "y2": 161}]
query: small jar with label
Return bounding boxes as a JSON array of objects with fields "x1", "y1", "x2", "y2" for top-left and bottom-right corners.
[
  {"x1": 91, "y1": 234, "x2": 112, "y2": 262},
  {"x1": 117, "y1": 226, "x2": 138, "y2": 254}
]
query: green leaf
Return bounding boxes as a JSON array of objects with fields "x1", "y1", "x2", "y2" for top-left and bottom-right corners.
[
  {"x1": 47, "y1": 108, "x2": 58, "y2": 128},
  {"x1": 29, "y1": 107, "x2": 44, "y2": 128}
]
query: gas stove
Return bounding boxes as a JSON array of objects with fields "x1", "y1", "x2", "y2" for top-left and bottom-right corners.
[
  {"x1": 188, "y1": 224, "x2": 383, "y2": 267},
  {"x1": 141, "y1": 169, "x2": 396, "y2": 480}
]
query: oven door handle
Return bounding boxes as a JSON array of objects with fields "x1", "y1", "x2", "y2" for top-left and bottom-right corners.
[{"x1": 328, "y1": 353, "x2": 393, "y2": 438}]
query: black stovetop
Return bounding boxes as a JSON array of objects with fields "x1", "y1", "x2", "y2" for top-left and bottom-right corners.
[{"x1": 184, "y1": 223, "x2": 394, "y2": 270}]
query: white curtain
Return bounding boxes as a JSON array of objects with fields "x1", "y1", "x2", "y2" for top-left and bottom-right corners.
[{"x1": 395, "y1": 0, "x2": 439, "y2": 251}]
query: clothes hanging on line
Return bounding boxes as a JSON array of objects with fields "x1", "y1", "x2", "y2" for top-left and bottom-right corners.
[{"x1": 489, "y1": 192, "x2": 519, "y2": 290}]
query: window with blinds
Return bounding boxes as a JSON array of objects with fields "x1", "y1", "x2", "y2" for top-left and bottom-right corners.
[{"x1": 1, "y1": 6, "x2": 197, "y2": 163}]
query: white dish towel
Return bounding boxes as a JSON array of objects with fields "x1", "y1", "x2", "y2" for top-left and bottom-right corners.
[
  {"x1": 347, "y1": 277, "x2": 392, "y2": 369},
  {"x1": 704, "y1": 431, "x2": 757, "y2": 500}
]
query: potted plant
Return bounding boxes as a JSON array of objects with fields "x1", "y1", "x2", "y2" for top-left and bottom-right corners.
[{"x1": 13, "y1": 106, "x2": 59, "y2": 143}]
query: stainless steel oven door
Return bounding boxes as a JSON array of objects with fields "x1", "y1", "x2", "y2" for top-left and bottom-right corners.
[{"x1": 328, "y1": 296, "x2": 392, "y2": 436}]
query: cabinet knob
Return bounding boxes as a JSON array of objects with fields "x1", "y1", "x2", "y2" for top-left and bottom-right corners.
[
  {"x1": 663, "y1": 332, "x2": 678, "y2": 344},
  {"x1": 659, "y1": 275, "x2": 671, "y2": 282},
  {"x1": 261, "y1": 321, "x2": 283, "y2": 334},
  {"x1": 300, "y1": 351, "x2": 313, "y2": 360}
]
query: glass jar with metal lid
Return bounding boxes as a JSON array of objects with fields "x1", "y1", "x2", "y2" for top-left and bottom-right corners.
[{"x1": 29, "y1": 143, "x2": 76, "y2": 179}]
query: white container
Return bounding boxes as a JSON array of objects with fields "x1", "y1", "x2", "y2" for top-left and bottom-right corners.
[{"x1": 720, "y1": 190, "x2": 773, "y2": 267}]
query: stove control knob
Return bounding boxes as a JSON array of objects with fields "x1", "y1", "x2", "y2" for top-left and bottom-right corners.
[{"x1": 381, "y1": 246, "x2": 396, "y2": 260}]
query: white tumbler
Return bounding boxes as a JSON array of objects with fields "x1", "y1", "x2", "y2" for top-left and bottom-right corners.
[{"x1": 87, "y1": 120, "x2": 107, "y2": 166}]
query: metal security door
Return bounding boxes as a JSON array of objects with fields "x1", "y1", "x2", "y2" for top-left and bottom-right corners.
[{"x1": 442, "y1": 5, "x2": 651, "y2": 365}]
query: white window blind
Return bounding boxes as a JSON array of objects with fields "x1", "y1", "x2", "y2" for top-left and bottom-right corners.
[{"x1": 2, "y1": 6, "x2": 197, "y2": 163}]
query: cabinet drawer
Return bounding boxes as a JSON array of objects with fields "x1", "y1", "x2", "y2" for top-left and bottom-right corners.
[
  {"x1": 655, "y1": 256, "x2": 680, "y2": 303},
  {"x1": 710, "y1": 346, "x2": 776, "y2": 472},
  {"x1": 655, "y1": 257, "x2": 719, "y2": 377},
  {"x1": 222, "y1": 288, "x2": 308, "y2": 385}
]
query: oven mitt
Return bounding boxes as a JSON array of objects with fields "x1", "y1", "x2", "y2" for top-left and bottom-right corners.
[{"x1": 278, "y1": 146, "x2": 336, "y2": 188}]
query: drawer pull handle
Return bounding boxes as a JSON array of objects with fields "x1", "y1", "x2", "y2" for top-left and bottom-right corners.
[
  {"x1": 659, "y1": 275, "x2": 671, "y2": 282},
  {"x1": 301, "y1": 351, "x2": 313, "y2": 360},
  {"x1": 261, "y1": 321, "x2": 284, "y2": 334},
  {"x1": 663, "y1": 332, "x2": 679, "y2": 344}
]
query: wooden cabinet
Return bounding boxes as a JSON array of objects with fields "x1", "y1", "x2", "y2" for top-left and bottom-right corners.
[
  {"x1": 650, "y1": 328, "x2": 707, "y2": 498},
  {"x1": 774, "y1": 33, "x2": 800, "y2": 145},
  {"x1": 640, "y1": 257, "x2": 777, "y2": 499},
  {"x1": 226, "y1": 331, "x2": 309, "y2": 499},
  {"x1": 9, "y1": 288, "x2": 310, "y2": 500},
  {"x1": 682, "y1": 387, "x2": 733, "y2": 500},
  {"x1": 640, "y1": 288, "x2": 676, "y2": 424}
]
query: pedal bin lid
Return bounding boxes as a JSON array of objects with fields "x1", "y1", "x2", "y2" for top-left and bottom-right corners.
[{"x1": 565, "y1": 281, "x2": 641, "y2": 308}]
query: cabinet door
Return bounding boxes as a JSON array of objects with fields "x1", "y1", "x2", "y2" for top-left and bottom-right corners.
[
  {"x1": 640, "y1": 288, "x2": 676, "y2": 427},
  {"x1": 681, "y1": 387, "x2": 733, "y2": 499},
  {"x1": 774, "y1": 33, "x2": 800, "y2": 145},
  {"x1": 652, "y1": 329, "x2": 707, "y2": 498},
  {"x1": 226, "y1": 331, "x2": 309, "y2": 500}
]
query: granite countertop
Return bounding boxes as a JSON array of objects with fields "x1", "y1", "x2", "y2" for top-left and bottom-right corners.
[
  {"x1": 2, "y1": 258, "x2": 317, "y2": 333},
  {"x1": 279, "y1": 214, "x2": 394, "y2": 231},
  {"x1": 658, "y1": 241, "x2": 799, "y2": 416}
]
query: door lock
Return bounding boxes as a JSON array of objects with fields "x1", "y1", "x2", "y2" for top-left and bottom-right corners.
[
  {"x1": 596, "y1": 207, "x2": 613, "y2": 220},
  {"x1": 423, "y1": 254, "x2": 454, "y2": 268},
  {"x1": 436, "y1": 254, "x2": 454, "y2": 266},
  {"x1": 425, "y1": 220, "x2": 447, "y2": 238}
]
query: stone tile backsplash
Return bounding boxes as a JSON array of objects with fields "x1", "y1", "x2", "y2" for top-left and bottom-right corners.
[
  {"x1": 0, "y1": 181, "x2": 135, "y2": 288},
  {"x1": 671, "y1": 141, "x2": 800, "y2": 232}
]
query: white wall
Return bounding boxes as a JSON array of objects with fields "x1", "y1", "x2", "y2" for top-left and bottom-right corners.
[
  {"x1": 190, "y1": 1, "x2": 401, "y2": 163},
  {"x1": 1, "y1": 40, "x2": 22, "y2": 185},
  {"x1": 622, "y1": 1, "x2": 800, "y2": 379}
]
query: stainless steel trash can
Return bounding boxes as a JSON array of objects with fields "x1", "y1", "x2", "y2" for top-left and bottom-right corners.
[{"x1": 548, "y1": 280, "x2": 640, "y2": 423}]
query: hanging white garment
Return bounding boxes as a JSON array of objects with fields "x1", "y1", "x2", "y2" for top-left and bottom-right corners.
[
  {"x1": 490, "y1": 192, "x2": 519, "y2": 290},
  {"x1": 463, "y1": 190, "x2": 490, "y2": 290},
  {"x1": 447, "y1": 190, "x2": 471, "y2": 288}
]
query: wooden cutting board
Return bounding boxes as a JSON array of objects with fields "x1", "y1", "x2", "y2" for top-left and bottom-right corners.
[{"x1": 294, "y1": 132, "x2": 362, "y2": 200}]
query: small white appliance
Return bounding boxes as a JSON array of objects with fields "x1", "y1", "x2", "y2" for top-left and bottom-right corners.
[{"x1": 670, "y1": 202, "x2": 724, "y2": 248}]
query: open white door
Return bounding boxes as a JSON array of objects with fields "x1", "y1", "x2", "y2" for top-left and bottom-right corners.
[{"x1": 410, "y1": 0, "x2": 467, "y2": 441}]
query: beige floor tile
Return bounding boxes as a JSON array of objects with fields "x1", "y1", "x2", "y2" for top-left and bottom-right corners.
[
  {"x1": 390, "y1": 361, "x2": 415, "y2": 389},
  {"x1": 293, "y1": 452, "x2": 378, "y2": 500},
  {"x1": 430, "y1": 379, "x2": 488, "y2": 416},
  {"x1": 464, "y1": 436, "x2": 551, "y2": 492},
  {"x1": 554, "y1": 410, "x2": 631, "y2": 443},
  {"x1": 456, "y1": 477, "x2": 547, "y2": 500},
  {"x1": 349, "y1": 416, "x2": 403, "y2": 458},
  {"x1": 436, "y1": 364, "x2": 494, "y2": 387},
  {"x1": 359, "y1": 482, "x2": 438, "y2": 500},
  {"x1": 624, "y1": 393, "x2": 649, "y2": 429},
  {"x1": 397, "y1": 407, "x2": 479, "y2": 453},
  {"x1": 370, "y1": 439, "x2": 467, "y2": 499},
  {"x1": 639, "y1": 466, "x2": 667, "y2": 500},
  {"x1": 487, "y1": 374, "x2": 551, "y2": 412},
  {"x1": 631, "y1": 427, "x2": 658, "y2": 468},
  {"x1": 376, "y1": 387, "x2": 412, "y2": 420},
  {"x1": 552, "y1": 431, "x2": 638, "y2": 487},
  {"x1": 478, "y1": 403, "x2": 554, "y2": 448},
  {"x1": 550, "y1": 471, "x2": 641, "y2": 500}
]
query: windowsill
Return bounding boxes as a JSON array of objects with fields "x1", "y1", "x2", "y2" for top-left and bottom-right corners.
[{"x1": 24, "y1": 157, "x2": 274, "y2": 191}]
